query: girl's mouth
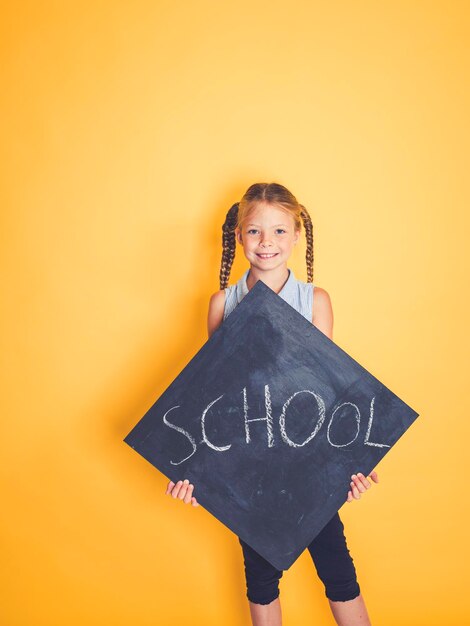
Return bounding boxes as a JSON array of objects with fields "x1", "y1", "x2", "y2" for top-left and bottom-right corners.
[{"x1": 256, "y1": 253, "x2": 278, "y2": 259}]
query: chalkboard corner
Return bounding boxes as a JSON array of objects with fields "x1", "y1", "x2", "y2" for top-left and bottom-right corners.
[{"x1": 122, "y1": 433, "x2": 135, "y2": 449}]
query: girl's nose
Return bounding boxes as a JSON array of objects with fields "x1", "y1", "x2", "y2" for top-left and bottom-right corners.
[{"x1": 260, "y1": 238, "x2": 273, "y2": 247}]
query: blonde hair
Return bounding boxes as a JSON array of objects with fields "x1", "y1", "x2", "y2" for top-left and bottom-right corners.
[{"x1": 219, "y1": 182, "x2": 314, "y2": 289}]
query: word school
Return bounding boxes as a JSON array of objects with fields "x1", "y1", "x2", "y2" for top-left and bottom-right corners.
[{"x1": 163, "y1": 384, "x2": 391, "y2": 465}]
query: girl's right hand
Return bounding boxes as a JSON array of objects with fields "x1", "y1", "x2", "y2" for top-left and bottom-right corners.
[{"x1": 165, "y1": 479, "x2": 199, "y2": 507}]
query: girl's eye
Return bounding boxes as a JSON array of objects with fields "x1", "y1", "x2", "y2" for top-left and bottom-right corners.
[{"x1": 246, "y1": 229, "x2": 287, "y2": 235}]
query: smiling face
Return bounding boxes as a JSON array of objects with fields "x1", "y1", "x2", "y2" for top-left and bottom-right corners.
[{"x1": 235, "y1": 202, "x2": 300, "y2": 270}]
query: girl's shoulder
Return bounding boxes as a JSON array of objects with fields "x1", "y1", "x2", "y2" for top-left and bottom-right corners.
[
  {"x1": 294, "y1": 275, "x2": 330, "y2": 302},
  {"x1": 310, "y1": 285, "x2": 330, "y2": 302},
  {"x1": 208, "y1": 288, "x2": 226, "y2": 311},
  {"x1": 295, "y1": 277, "x2": 315, "y2": 292},
  {"x1": 208, "y1": 280, "x2": 235, "y2": 309}
]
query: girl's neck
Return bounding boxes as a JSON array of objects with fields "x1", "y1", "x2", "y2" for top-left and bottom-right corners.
[{"x1": 246, "y1": 265, "x2": 290, "y2": 295}]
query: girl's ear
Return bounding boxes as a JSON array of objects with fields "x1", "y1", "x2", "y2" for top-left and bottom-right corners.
[
  {"x1": 235, "y1": 227, "x2": 243, "y2": 245},
  {"x1": 294, "y1": 229, "x2": 300, "y2": 245}
]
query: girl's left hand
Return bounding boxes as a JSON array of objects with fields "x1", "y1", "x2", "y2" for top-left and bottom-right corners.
[{"x1": 346, "y1": 471, "x2": 379, "y2": 503}]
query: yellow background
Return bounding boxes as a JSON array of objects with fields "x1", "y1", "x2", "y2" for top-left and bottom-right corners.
[{"x1": 1, "y1": 2, "x2": 468, "y2": 624}]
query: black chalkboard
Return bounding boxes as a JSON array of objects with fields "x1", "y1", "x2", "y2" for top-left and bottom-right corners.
[{"x1": 124, "y1": 280, "x2": 419, "y2": 570}]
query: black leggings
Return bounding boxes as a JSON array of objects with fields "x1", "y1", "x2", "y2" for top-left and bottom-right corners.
[{"x1": 238, "y1": 512, "x2": 361, "y2": 605}]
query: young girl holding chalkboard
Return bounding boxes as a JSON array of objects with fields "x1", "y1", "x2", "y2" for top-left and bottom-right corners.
[{"x1": 165, "y1": 182, "x2": 378, "y2": 626}]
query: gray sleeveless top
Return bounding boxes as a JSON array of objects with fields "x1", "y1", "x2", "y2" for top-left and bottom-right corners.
[{"x1": 223, "y1": 267, "x2": 314, "y2": 323}]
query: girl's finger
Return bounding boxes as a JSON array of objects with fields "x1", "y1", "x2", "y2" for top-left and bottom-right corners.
[
  {"x1": 165, "y1": 481, "x2": 175, "y2": 495},
  {"x1": 172, "y1": 480, "x2": 183, "y2": 498},
  {"x1": 191, "y1": 497, "x2": 199, "y2": 507},
  {"x1": 369, "y1": 470, "x2": 379, "y2": 483},
  {"x1": 355, "y1": 473, "x2": 371, "y2": 490},
  {"x1": 351, "y1": 474, "x2": 366, "y2": 493},
  {"x1": 178, "y1": 479, "x2": 190, "y2": 500},
  {"x1": 183, "y1": 484, "x2": 194, "y2": 504},
  {"x1": 350, "y1": 481, "x2": 361, "y2": 499},
  {"x1": 346, "y1": 490, "x2": 353, "y2": 503}
]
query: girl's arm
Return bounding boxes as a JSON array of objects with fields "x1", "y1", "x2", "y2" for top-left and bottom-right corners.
[
  {"x1": 207, "y1": 289, "x2": 226, "y2": 339},
  {"x1": 311, "y1": 286, "x2": 334, "y2": 339}
]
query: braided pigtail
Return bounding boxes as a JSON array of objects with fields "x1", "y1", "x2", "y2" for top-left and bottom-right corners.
[
  {"x1": 219, "y1": 202, "x2": 239, "y2": 290},
  {"x1": 300, "y1": 204, "x2": 314, "y2": 283}
]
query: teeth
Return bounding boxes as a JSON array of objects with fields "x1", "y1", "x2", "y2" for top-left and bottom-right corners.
[{"x1": 258, "y1": 253, "x2": 277, "y2": 258}]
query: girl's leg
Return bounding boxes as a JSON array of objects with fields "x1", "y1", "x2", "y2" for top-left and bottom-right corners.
[
  {"x1": 238, "y1": 537, "x2": 284, "y2": 626},
  {"x1": 328, "y1": 594, "x2": 371, "y2": 626},
  {"x1": 248, "y1": 597, "x2": 282, "y2": 626},
  {"x1": 307, "y1": 512, "x2": 372, "y2": 625}
]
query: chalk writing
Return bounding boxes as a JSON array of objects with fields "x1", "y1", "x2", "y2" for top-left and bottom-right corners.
[{"x1": 163, "y1": 384, "x2": 391, "y2": 466}]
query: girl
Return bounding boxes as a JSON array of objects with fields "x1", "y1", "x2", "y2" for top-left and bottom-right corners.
[{"x1": 165, "y1": 182, "x2": 379, "y2": 626}]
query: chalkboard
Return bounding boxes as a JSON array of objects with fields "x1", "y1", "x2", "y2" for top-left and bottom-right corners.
[{"x1": 124, "y1": 280, "x2": 419, "y2": 570}]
